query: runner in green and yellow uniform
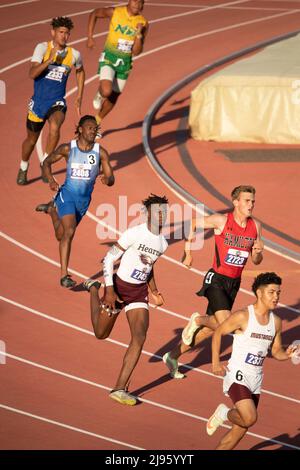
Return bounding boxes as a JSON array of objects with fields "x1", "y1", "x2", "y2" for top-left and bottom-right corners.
[{"x1": 87, "y1": 0, "x2": 148, "y2": 124}]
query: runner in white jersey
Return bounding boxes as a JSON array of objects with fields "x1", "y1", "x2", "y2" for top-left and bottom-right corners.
[
  {"x1": 83, "y1": 194, "x2": 169, "y2": 406},
  {"x1": 205, "y1": 272, "x2": 299, "y2": 450}
]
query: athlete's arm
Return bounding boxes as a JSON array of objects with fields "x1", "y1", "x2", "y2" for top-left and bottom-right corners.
[
  {"x1": 251, "y1": 220, "x2": 264, "y2": 265},
  {"x1": 43, "y1": 143, "x2": 70, "y2": 192},
  {"x1": 74, "y1": 66, "x2": 85, "y2": 117},
  {"x1": 148, "y1": 268, "x2": 164, "y2": 306},
  {"x1": 132, "y1": 21, "x2": 149, "y2": 56},
  {"x1": 212, "y1": 310, "x2": 247, "y2": 376},
  {"x1": 182, "y1": 213, "x2": 226, "y2": 267},
  {"x1": 86, "y1": 7, "x2": 114, "y2": 49},
  {"x1": 271, "y1": 316, "x2": 295, "y2": 360},
  {"x1": 102, "y1": 243, "x2": 125, "y2": 309},
  {"x1": 29, "y1": 44, "x2": 60, "y2": 80},
  {"x1": 99, "y1": 146, "x2": 115, "y2": 186}
]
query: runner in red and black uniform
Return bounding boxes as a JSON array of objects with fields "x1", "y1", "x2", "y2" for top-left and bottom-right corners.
[{"x1": 163, "y1": 185, "x2": 264, "y2": 379}]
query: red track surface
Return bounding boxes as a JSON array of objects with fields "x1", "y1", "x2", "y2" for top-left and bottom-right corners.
[{"x1": 0, "y1": 0, "x2": 299, "y2": 450}]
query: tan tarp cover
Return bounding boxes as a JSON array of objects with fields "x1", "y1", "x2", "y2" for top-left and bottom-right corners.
[{"x1": 189, "y1": 35, "x2": 300, "y2": 143}]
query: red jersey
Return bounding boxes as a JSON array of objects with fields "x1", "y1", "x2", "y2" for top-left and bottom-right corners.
[{"x1": 212, "y1": 212, "x2": 257, "y2": 279}]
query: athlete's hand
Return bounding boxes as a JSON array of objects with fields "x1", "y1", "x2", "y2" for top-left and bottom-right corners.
[
  {"x1": 182, "y1": 252, "x2": 193, "y2": 268},
  {"x1": 212, "y1": 362, "x2": 227, "y2": 377},
  {"x1": 136, "y1": 23, "x2": 144, "y2": 35},
  {"x1": 86, "y1": 37, "x2": 95, "y2": 49},
  {"x1": 286, "y1": 343, "x2": 300, "y2": 358},
  {"x1": 48, "y1": 46, "x2": 59, "y2": 63},
  {"x1": 100, "y1": 175, "x2": 110, "y2": 185},
  {"x1": 74, "y1": 96, "x2": 82, "y2": 117},
  {"x1": 252, "y1": 239, "x2": 264, "y2": 254},
  {"x1": 49, "y1": 179, "x2": 59, "y2": 192},
  {"x1": 151, "y1": 291, "x2": 164, "y2": 307},
  {"x1": 103, "y1": 286, "x2": 117, "y2": 315}
]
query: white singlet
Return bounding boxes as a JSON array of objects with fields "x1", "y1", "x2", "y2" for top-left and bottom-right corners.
[
  {"x1": 223, "y1": 304, "x2": 276, "y2": 395},
  {"x1": 117, "y1": 223, "x2": 168, "y2": 284}
]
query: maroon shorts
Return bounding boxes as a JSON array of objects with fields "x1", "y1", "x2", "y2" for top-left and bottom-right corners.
[
  {"x1": 113, "y1": 274, "x2": 148, "y2": 312},
  {"x1": 228, "y1": 383, "x2": 260, "y2": 408}
]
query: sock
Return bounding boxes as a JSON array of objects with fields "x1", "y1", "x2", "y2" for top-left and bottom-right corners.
[
  {"x1": 20, "y1": 160, "x2": 29, "y2": 171},
  {"x1": 39, "y1": 152, "x2": 48, "y2": 164},
  {"x1": 219, "y1": 405, "x2": 230, "y2": 421}
]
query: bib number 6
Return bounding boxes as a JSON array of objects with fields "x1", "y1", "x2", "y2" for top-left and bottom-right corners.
[{"x1": 235, "y1": 370, "x2": 243, "y2": 381}]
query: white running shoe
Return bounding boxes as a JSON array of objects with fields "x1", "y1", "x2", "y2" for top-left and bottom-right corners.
[
  {"x1": 109, "y1": 389, "x2": 137, "y2": 406},
  {"x1": 93, "y1": 91, "x2": 103, "y2": 110},
  {"x1": 206, "y1": 403, "x2": 229, "y2": 436},
  {"x1": 182, "y1": 312, "x2": 201, "y2": 345},
  {"x1": 163, "y1": 352, "x2": 185, "y2": 379}
]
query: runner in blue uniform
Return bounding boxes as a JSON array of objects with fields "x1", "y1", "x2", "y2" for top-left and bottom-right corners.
[
  {"x1": 17, "y1": 17, "x2": 85, "y2": 185},
  {"x1": 35, "y1": 115, "x2": 114, "y2": 287}
]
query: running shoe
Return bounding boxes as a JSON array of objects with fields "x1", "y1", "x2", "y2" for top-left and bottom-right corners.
[
  {"x1": 93, "y1": 91, "x2": 103, "y2": 110},
  {"x1": 206, "y1": 403, "x2": 229, "y2": 436},
  {"x1": 109, "y1": 389, "x2": 137, "y2": 406},
  {"x1": 163, "y1": 352, "x2": 185, "y2": 379},
  {"x1": 60, "y1": 275, "x2": 76, "y2": 288},
  {"x1": 182, "y1": 312, "x2": 201, "y2": 345},
  {"x1": 17, "y1": 168, "x2": 28, "y2": 185},
  {"x1": 83, "y1": 279, "x2": 101, "y2": 292}
]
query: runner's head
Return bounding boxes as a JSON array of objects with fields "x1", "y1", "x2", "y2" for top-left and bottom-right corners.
[
  {"x1": 231, "y1": 185, "x2": 256, "y2": 218},
  {"x1": 252, "y1": 272, "x2": 282, "y2": 309},
  {"x1": 142, "y1": 194, "x2": 168, "y2": 230},
  {"x1": 75, "y1": 115, "x2": 99, "y2": 144},
  {"x1": 51, "y1": 17, "x2": 74, "y2": 48},
  {"x1": 127, "y1": 0, "x2": 145, "y2": 15}
]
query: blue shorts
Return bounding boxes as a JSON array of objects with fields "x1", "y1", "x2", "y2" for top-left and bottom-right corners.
[{"x1": 54, "y1": 187, "x2": 91, "y2": 225}]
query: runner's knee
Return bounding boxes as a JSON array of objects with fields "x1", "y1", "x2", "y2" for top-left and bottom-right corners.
[{"x1": 63, "y1": 226, "x2": 76, "y2": 240}]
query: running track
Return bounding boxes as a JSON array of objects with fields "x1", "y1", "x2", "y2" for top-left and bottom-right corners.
[{"x1": 0, "y1": 0, "x2": 299, "y2": 450}]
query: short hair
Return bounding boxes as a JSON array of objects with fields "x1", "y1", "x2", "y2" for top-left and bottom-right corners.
[
  {"x1": 51, "y1": 16, "x2": 74, "y2": 30},
  {"x1": 252, "y1": 272, "x2": 282, "y2": 296},
  {"x1": 231, "y1": 185, "x2": 256, "y2": 201},
  {"x1": 142, "y1": 193, "x2": 169, "y2": 209},
  {"x1": 75, "y1": 115, "x2": 97, "y2": 135}
]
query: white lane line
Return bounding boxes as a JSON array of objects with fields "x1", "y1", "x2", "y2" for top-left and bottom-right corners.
[
  {"x1": 0, "y1": 0, "x2": 247, "y2": 34},
  {"x1": 0, "y1": 403, "x2": 143, "y2": 450},
  {"x1": 1, "y1": 2, "x2": 297, "y2": 74},
  {"x1": 1, "y1": 350, "x2": 299, "y2": 450},
  {"x1": 0, "y1": 0, "x2": 39, "y2": 8},
  {"x1": 0, "y1": 9, "x2": 93, "y2": 34},
  {"x1": 1, "y1": 295, "x2": 299, "y2": 405}
]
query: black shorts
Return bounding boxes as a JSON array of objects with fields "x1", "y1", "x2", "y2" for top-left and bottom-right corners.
[
  {"x1": 196, "y1": 269, "x2": 241, "y2": 316},
  {"x1": 26, "y1": 104, "x2": 67, "y2": 133}
]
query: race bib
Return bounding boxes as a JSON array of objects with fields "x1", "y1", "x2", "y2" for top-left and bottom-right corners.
[
  {"x1": 225, "y1": 248, "x2": 249, "y2": 266},
  {"x1": 245, "y1": 353, "x2": 265, "y2": 366},
  {"x1": 46, "y1": 65, "x2": 66, "y2": 82},
  {"x1": 130, "y1": 269, "x2": 148, "y2": 282},
  {"x1": 71, "y1": 163, "x2": 91, "y2": 180},
  {"x1": 117, "y1": 38, "x2": 134, "y2": 53}
]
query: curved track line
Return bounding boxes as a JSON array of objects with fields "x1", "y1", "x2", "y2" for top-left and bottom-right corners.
[
  {"x1": 0, "y1": 403, "x2": 143, "y2": 450},
  {"x1": 1, "y1": 351, "x2": 299, "y2": 450},
  {"x1": 1, "y1": 295, "x2": 299, "y2": 404},
  {"x1": 0, "y1": 0, "x2": 38, "y2": 8},
  {"x1": 142, "y1": 30, "x2": 300, "y2": 263}
]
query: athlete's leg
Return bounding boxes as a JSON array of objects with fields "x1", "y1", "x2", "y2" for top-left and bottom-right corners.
[
  {"x1": 216, "y1": 424, "x2": 247, "y2": 450},
  {"x1": 89, "y1": 285, "x2": 120, "y2": 339},
  {"x1": 216, "y1": 399, "x2": 258, "y2": 450},
  {"x1": 46, "y1": 110, "x2": 65, "y2": 155},
  {"x1": 113, "y1": 307, "x2": 149, "y2": 390},
  {"x1": 21, "y1": 128, "x2": 41, "y2": 162},
  {"x1": 59, "y1": 213, "x2": 77, "y2": 278},
  {"x1": 36, "y1": 202, "x2": 64, "y2": 240}
]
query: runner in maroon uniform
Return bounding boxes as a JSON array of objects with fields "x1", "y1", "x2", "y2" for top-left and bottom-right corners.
[{"x1": 163, "y1": 186, "x2": 264, "y2": 379}]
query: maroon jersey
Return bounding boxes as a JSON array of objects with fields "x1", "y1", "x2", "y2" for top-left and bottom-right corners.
[{"x1": 212, "y1": 212, "x2": 257, "y2": 279}]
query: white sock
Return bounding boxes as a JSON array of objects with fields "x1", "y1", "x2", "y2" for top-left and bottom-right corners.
[
  {"x1": 39, "y1": 152, "x2": 48, "y2": 164},
  {"x1": 20, "y1": 160, "x2": 29, "y2": 171},
  {"x1": 219, "y1": 405, "x2": 230, "y2": 421}
]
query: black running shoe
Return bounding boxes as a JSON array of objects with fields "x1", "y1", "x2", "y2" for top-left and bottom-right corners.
[
  {"x1": 83, "y1": 279, "x2": 101, "y2": 292},
  {"x1": 60, "y1": 275, "x2": 76, "y2": 288},
  {"x1": 17, "y1": 168, "x2": 28, "y2": 185},
  {"x1": 35, "y1": 201, "x2": 54, "y2": 213}
]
